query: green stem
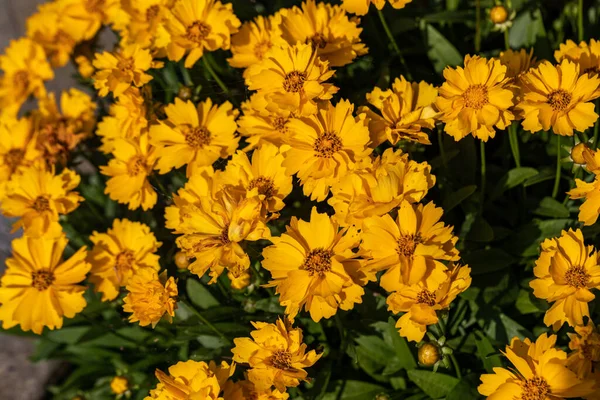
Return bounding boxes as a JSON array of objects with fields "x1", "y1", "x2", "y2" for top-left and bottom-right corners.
[
  {"x1": 552, "y1": 136, "x2": 562, "y2": 198},
  {"x1": 179, "y1": 61, "x2": 194, "y2": 87},
  {"x1": 480, "y1": 140, "x2": 486, "y2": 212},
  {"x1": 202, "y1": 57, "x2": 233, "y2": 100},
  {"x1": 449, "y1": 353, "x2": 463, "y2": 380},
  {"x1": 334, "y1": 314, "x2": 348, "y2": 363},
  {"x1": 578, "y1": 0, "x2": 584, "y2": 42},
  {"x1": 475, "y1": 0, "x2": 481, "y2": 52},
  {"x1": 377, "y1": 10, "x2": 412, "y2": 80},
  {"x1": 181, "y1": 299, "x2": 231, "y2": 344},
  {"x1": 508, "y1": 124, "x2": 521, "y2": 168},
  {"x1": 438, "y1": 127, "x2": 447, "y2": 168},
  {"x1": 504, "y1": 29, "x2": 510, "y2": 51}
]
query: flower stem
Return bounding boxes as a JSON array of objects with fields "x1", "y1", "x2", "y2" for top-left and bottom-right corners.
[
  {"x1": 438, "y1": 127, "x2": 447, "y2": 168},
  {"x1": 202, "y1": 56, "x2": 233, "y2": 100},
  {"x1": 449, "y1": 353, "x2": 463, "y2": 380},
  {"x1": 179, "y1": 61, "x2": 194, "y2": 87},
  {"x1": 181, "y1": 299, "x2": 231, "y2": 344},
  {"x1": 508, "y1": 124, "x2": 521, "y2": 168},
  {"x1": 578, "y1": 0, "x2": 584, "y2": 42},
  {"x1": 552, "y1": 136, "x2": 562, "y2": 198},
  {"x1": 377, "y1": 9, "x2": 412, "y2": 80},
  {"x1": 504, "y1": 29, "x2": 510, "y2": 51},
  {"x1": 480, "y1": 140, "x2": 486, "y2": 212},
  {"x1": 475, "y1": 0, "x2": 481, "y2": 52}
]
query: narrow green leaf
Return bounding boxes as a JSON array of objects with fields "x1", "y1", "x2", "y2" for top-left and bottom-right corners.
[
  {"x1": 534, "y1": 196, "x2": 570, "y2": 218},
  {"x1": 407, "y1": 370, "x2": 459, "y2": 398},
  {"x1": 354, "y1": 335, "x2": 394, "y2": 364},
  {"x1": 45, "y1": 326, "x2": 90, "y2": 345},
  {"x1": 500, "y1": 314, "x2": 532, "y2": 341},
  {"x1": 475, "y1": 331, "x2": 502, "y2": 373},
  {"x1": 425, "y1": 24, "x2": 462, "y2": 73},
  {"x1": 385, "y1": 317, "x2": 417, "y2": 370},
  {"x1": 321, "y1": 380, "x2": 387, "y2": 400},
  {"x1": 443, "y1": 185, "x2": 478, "y2": 212},
  {"x1": 187, "y1": 279, "x2": 220, "y2": 309},
  {"x1": 491, "y1": 167, "x2": 539, "y2": 199}
]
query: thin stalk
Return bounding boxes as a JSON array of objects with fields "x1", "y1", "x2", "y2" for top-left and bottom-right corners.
[
  {"x1": 202, "y1": 57, "x2": 233, "y2": 99},
  {"x1": 377, "y1": 9, "x2": 412, "y2": 80},
  {"x1": 438, "y1": 127, "x2": 448, "y2": 168},
  {"x1": 475, "y1": 0, "x2": 481, "y2": 52},
  {"x1": 552, "y1": 136, "x2": 562, "y2": 198},
  {"x1": 504, "y1": 29, "x2": 510, "y2": 51},
  {"x1": 508, "y1": 124, "x2": 521, "y2": 168},
  {"x1": 179, "y1": 61, "x2": 194, "y2": 87},
  {"x1": 181, "y1": 299, "x2": 231, "y2": 344},
  {"x1": 578, "y1": 0, "x2": 584, "y2": 42},
  {"x1": 449, "y1": 353, "x2": 463, "y2": 379},
  {"x1": 480, "y1": 141, "x2": 486, "y2": 212}
]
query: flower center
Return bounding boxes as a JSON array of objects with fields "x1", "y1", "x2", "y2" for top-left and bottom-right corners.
[
  {"x1": 309, "y1": 33, "x2": 327, "y2": 49},
  {"x1": 184, "y1": 126, "x2": 211, "y2": 148},
  {"x1": 115, "y1": 250, "x2": 136, "y2": 272},
  {"x1": 248, "y1": 176, "x2": 275, "y2": 198},
  {"x1": 270, "y1": 349, "x2": 293, "y2": 370},
  {"x1": 565, "y1": 265, "x2": 590, "y2": 289},
  {"x1": 31, "y1": 269, "x2": 55, "y2": 291},
  {"x1": 253, "y1": 40, "x2": 272, "y2": 60},
  {"x1": 220, "y1": 224, "x2": 231, "y2": 244},
  {"x1": 13, "y1": 70, "x2": 29, "y2": 89},
  {"x1": 396, "y1": 233, "x2": 423, "y2": 257},
  {"x1": 32, "y1": 196, "x2": 51, "y2": 212},
  {"x1": 186, "y1": 21, "x2": 211, "y2": 43},
  {"x1": 146, "y1": 5, "x2": 160, "y2": 21},
  {"x1": 584, "y1": 67, "x2": 600, "y2": 75},
  {"x1": 87, "y1": 0, "x2": 105, "y2": 13},
  {"x1": 127, "y1": 156, "x2": 147, "y2": 176},
  {"x1": 273, "y1": 116, "x2": 289, "y2": 133},
  {"x1": 416, "y1": 289, "x2": 436, "y2": 306},
  {"x1": 4, "y1": 149, "x2": 24, "y2": 173},
  {"x1": 521, "y1": 376, "x2": 550, "y2": 400},
  {"x1": 547, "y1": 89, "x2": 572, "y2": 111},
  {"x1": 303, "y1": 248, "x2": 333, "y2": 276},
  {"x1": 116, "y1": 56, "x2": 135, "y2": 73},
  {"x1": 283, "y1": 71, "x2": 307, "y2": 93},
  {"x1": 314, "y1": 132, "x2": 342, "y2": 158},
  {"x1": 463, "y1": 84, "x2": 489, "y2": 110}
]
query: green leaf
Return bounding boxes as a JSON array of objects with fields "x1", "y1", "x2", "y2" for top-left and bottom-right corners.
[
  {"x1": 466, "y1": 217, "x2": 494, "y2": 242},
  {"x1": 186, "y1": 279, "x2": 220, "y2": 310},
  {"x1": 354, "y1": 335, "x2": 394, "y2": 364},
  {"x1": 475, "y1": 331, "x2": 502, "y2": 373},
  {"x1": 500, "y1": 314, "x2": 532, "y2": 341},
  {"x1": 443, "y1": 185, "x2": 478, "y2": 213},
  {"x1": 491, "y1": 167, "x2": 539, "y2": 199},
  {"x1": 534, "y1": 197, "x2": 570, "y2": 218},
  {"x1": 523, "y1": 168, "x2": 555, "y2": 187},
  {"x1": 407, "y1": 370, "x2": 459, "y2": 398},
  {"x1": 515, "y1": 289, "x2": 548, "y2": 314},
  {"x1": 321, "y1": 380, "x2": 387, "y2": 400},
  {"x1": 463, "y1": 248, "x2": 514, "y2": 275},
  {"x1": 45, "y1": 326, "x2": 90, "y2": 344},
  {"x1": 384, "y1": 318, "x2": 417, "y2": 370},
  {"x1": 425, "y1": 24, "x2": 462, "y2": 74},
  {"x1": 504, "y1": 219, "x2": 574, "y2": 257},
  {"x1": 446, "y1": 375, "x2": 481, "y2": 400},
  {"x1": 509, "y1": 9, "x2": 547, "y2": 48}
]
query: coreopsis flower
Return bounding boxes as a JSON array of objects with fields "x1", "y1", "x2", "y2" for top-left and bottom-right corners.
[
  {"x1": 173, "y1": 191, "x2": 270, "y2": 283},
  {"x1": 237, "y1": 93, "x2": 294, "y2": 150},
  {"x1": 93, "y1": 45, "x2": 162, "y2": 97},
  {"x1": 569, "y1": 178, "x2": 600, "y2": 225},
  {"x1": 341, "y1": 0, "x2": 412, "y2": 15},
  {"x1": 280, "y1": 0, "x2": 368, "y2": 67},
  {"x1": 123, "y1": 269, "x2": 178, "y2": 328},
  {"x1": 60, "y1": 0, "x2": 124, "y2": 42},
  {"x1": 97, "y1": 88, "x2": 148, "y2": 153},
  {"x1": 150, "y1": 98, "x2": 239, "y2": 177},
  {"x1": 555, "y1": 39, "x2": 600, "y2": 77},
  {"x1": 478, "y1": 334, "x2": 595, "y2": 399},
  {"x1": 223, "y1": 379, "x2": 289, "y2": 400},
  {"x1": 228, "y1": 268, "x2": 251, "y2": 290},
  {"x1": 1, "y1": 165, "x2": 82, "y2": 237},
  {"x1": 118, "y1": 0, "x2": 172, "y2": 51},
  {"x1": 75, "y1": 55, "x2": 95, "y2": 78},
  {"x1": 436, "y1": 55, "x2": 515, "y2": 141},
  {"x1": 245, "y1": 43, "x2": 338, "y2": 116},
  {"x1": 0, "y1": 38, "x2": 53, "y2": 115},
  {"x1": 361, "y1": 201, "x2": 459, "y2": 293},
  {"x1": 147, "y1": 360, "x2": 234, "y2": 400},
  {"x1": 88, "y1": 219, "x2": 162, "y2": 301},
  {"x1": 262, "y1": 207, "x2": 369, "y2": 321},
  {"x1": 100, "y1": 133, "x2": 158, "y2": 210},
  {"x1": 567, "y1": 322, "x2": 600, "y2": 379},
  {"x1": 33, "y1": 88, "x2": 96, "y2": 166},
  {"x1": 282, "y1": 100, "x2": 371, "y2": 201},
  {"x1": 219, "y1": 144, "x2": 293, "y2": 213},
  {"x1": 361, "y1": 76, "x2": 438, "y2": 146},
  {"x1": 165, "y1": 0, "x2": 241, "y2": 68},
  {"x1": 517, "y1": 60, "x2": 600, "y2": 136},
  {"x1": 328, "y1": 148, "x2": 435, "y2": 226},
  {"x1": 499, "y1": 48, "x2": 537, "y2": 105},
  {"x1": 110, "y1": 376, "x2": 129, "y2": 395},
  {"x1": 0, "y1": 234, "x2": 90, "y2": 335},
  {"x1": 388, "y1": 263, "x2": 471, "y2": 342},
  {"x1": 0, "y1": 117, "x2": 39, "y2": 189},
  {"x1": 26, "y1": 2, "x2": 76, "y2": 68},
  {"x1": 231, "y1": 319, "x2": 322, "y2": 392},
  {"x1": 530, "y1": 229, "x2": 600, "y2": 330}
]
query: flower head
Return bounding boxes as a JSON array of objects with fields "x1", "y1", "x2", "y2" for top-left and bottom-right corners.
[
  {"x1": 110, "y1": 376, "x2": 129, "y2": 395},
  {"x1": 237, "y1": 93, "x2": 294, "y2": 150},
  {"x1": 119, "y1": 0, "x2": 172, "y2": 51},
  {"x1": 123, "y1": 269, "x2": 178, "y2": 328},
  {"x1": 569, "y1": 177, "x2": 600, "y2": 226},
  {"x1": 567, "y1": 322, "x2": 600, "y2": 379},
  {"x1": 341, "y1": 0, "x2": 410, "y2": 15},
  {"x1": 224, "y1": 379, "x2": 289, "y2": 400},
  {"x1": 555, "y1": 39, "x2": 600, "y2": 77},
  {"x1": 0, "y1": 117, "x2": 39, "y2": 189},
  {"x1": 60, "y1": 0, "x2": 123, "y2": 42}
]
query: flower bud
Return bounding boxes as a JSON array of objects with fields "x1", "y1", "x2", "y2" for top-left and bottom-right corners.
[
  {"x1": 418, "y1": 342, "x2": 441, "y2": 367},
  {"x1": 177, "y1": 86, "x2": 193, "y2": 101},
  {"x1": 174, "y1": 251, "x2": 190, "y2": 269},
  {"x1": 110, "y1": 376, "x2": 129, "y2": 395},
  {"x1": 490, "y1": 5, "x2": 509, "y2": 24},
  {"x1": 571, "y1": 142, "x2": 589, "y2": 165}
]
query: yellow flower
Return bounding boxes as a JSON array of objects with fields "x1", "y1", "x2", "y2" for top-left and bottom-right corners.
[
  {"x1": 280, "y1": 0, "x2": 367, "y2": 67},
  {"x1": 75, "y1": 55, "x2": 95, "y2": 79},
  {"x1": 530, "y1": 229, "x2": 600, "y2": 330},
  {"x1": 245, "y1": 43, "x2": 338, "y2": 116},
  {"x1": 569, "y1": 178, "x2": 600, "y2": 226},
  {"x1": 146, "y1": 360, "x2": 234, "y2": 400},
  {"x1": 478, "y1": 334, "x2": 595, "y2": 399},
  {"x1": 110, "y1": 376, "x2": 129, "y2": 395},
  {"x1": 328, "y1": 148, "x2": 435, "y2": 226},
  {"x1": 567, "y1": 322, "x2": 600, "y2": 379},
  {"x1": 237, "y1": 93, "x2": 294, "y2": 150},
  {"x1": 26, "y1": 2, "x2": 76, "y2": 68},
  {"x1": 123, "y1": 269, "x2": 177, "y2": 328},
  {"x1": 218, "y1": 143, "x2": 293, "y2": 213},
  {"x1": 388, "y1": 263, "x2": 471, "y2": 342},
  {"x1": 119, "y1": 0, "x2": 172, "y2": 51},
  {"x1": 555, "y1": 39, "x2": 600, "y2": 77},
  {"x1": 59, "y1": 0, "x2": 123, "y2": 42},
  {"x1": 282, "y1": 100, "x2": 371, "y2": 201},
  {"x1": 228, "y1": 268, "x2": 252, "y2": 290},
  {"x1": 224, "y1": 379, "x2": 289, "y2": 400},
  {"x1": 436, "y1": 55, "x2": 515, "y2": 141},
  {"x1": 150, "y1": 98, "x2": 239, "y2": 177},
  {"x1": 89, "y1": 219, "x2": 162, "y2": 301},
  {"x1": 0, "y1": 38, "x2": 53, "y2": 115},
  {"x1": 100, "y1": 133, "x2": 158, "y2": 211},
  {"x1": 0, "y1": 234, "x2": 90, "y2": 335},
  {"x1": 93, "y1": 45, "x2": 162, "y2": 97},
  {"x1": 165, "y1": 0, "x2": 241, "y2": 68},
  {"x1": 262, "y1": 207, "x2": 368, "y2": 322},
  {"x1": 361, "y1": 76, "x2": 438, "y2": 146},
  {"x1": 517, "y1": 60, "x2": 600, "y2": 136},
  {"x1": 1, "y1": 165, "x2": 82, "y2": 237},
  {"x1": 499, "y1": 48, "x2": 537, "y2": 81},
  {"x1": 341, "y1": 0, "x2": 411, "y2": 15},
  {"x1": 0, "y1": 117, "x2": 39, "y2": 188},
  {"x1": 231, "y1": 319, "x2": 322, "y2": 392}
]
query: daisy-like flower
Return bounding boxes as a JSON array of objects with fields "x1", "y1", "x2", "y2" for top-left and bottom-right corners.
[
  {"x1": 149, "y1": 98, "x2": 239, "y2": 177},
  {"x1": 88, "y1": 219, "x2": 162, "y2": 301},
  {"x1": 60, "y1": 0, "x2": 123, "y2": 42},
  {"x1": 436, "y1": 55, "x2": 515, "y2": 142},
  {"x1": 147, "y1": 360, "x2": 234, "y2": 400},
  {"x1": 0, "y1": 117, "x2": 39, "y2": 188},
  {"x1": 499, "y1": 48, "x2": 538, "y2": 107},
  {"x1": 517, "y1": 60, "x2": 600, "y2": 136},
  {"x1": 100, "y1": 132, "x2": 158, "y2": 211},
  {"x1": 280, "y1": 0, "x2": 368, "y2": 67},
  {"x1": 530, "y1": 229, "x2": 600, "y2": 330},
  {"x1": 567, "y1": 322, "x2": 600, "y2": 379},
  {"x1": 26, "y1": 2, "x2": 76, "y2": 68},
  {"x1": 555, "y1": 39, "x2": 600, "y2": 77},
  {"x1": 245, "y1": 43, "x2": 338, "y2": 116},
  {"x1": 237, "y1": 93, "x2": 295, "y2": 150},
  {"x1": 165, "y1": 0, "x2": 241, "y2": 68},
  {"x1": 282, "y1": 99, "x2": 371, "y2": 201},
  {"x1": 387, "y1": 263, "x2": 471, "y2": 342},
  {"x1": 361, "y1": 201, "x2": 460, "y2": 293},
  {"x1": 1, "y1": 165, "x2": 82, "y2": 237},
  {"x1": 231, "y1": 319, "x2": 322, "y2": 392},
  {"x1": 328, "y1": 148, "x2": 435, "y2": 226},
  {"x1": 218, "y1": 143, "x2": 293, "y2": 213},
  {"x1": 262, "y1": 207, "x2": 369, "y2": 322},
  {"x1": 123, "y1": 269, "x2": 178, "y2": 328},
  {"x1": 569, "y1": 178, "x2": 600, "y2": 226},
  {"x1": 0, "y1": 234, "x2": 90, "y2": 335},
  {"x1": 93, "y1": 45, "x2": 163, "y2": 97},
  {"x1": 119, "y1": 0, "x2": 172, "y2": 52},
  {"x1": 223, "y1": 379, "x2": 289, "y2": 400},
  {"x1": 478, "y1": 334, "x2": 595, "y2": 399},
  {"x1": 361, "y1": 76, "x2": 438, "y2": 146},
  {"x1": 341, "y1": 0, "x2": 411, "y2": 15}
]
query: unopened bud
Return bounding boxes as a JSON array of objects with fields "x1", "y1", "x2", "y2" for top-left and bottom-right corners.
[
  {"x1": 490, "y1": 5, "x2": 509, "y2": 24},
  {"x1": 174, "y1": 251, "x2": 190, "y2": 269},
  {"x1": 178, "y1": 86, "x2": 193, "y2": 101},
  {"x1": 418, "y1": 343, "x2": 441, "y2": 367},
  {"x1": 571, "y1": 142, "x2": 588, "y2": 165}
]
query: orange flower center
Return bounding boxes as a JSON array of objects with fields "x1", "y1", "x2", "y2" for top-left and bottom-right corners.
[
  {"x1": 186, "y1": 21, "x2": 211, "y2": 43},
  {"x1": 31, "y1": 269, "x2": 55, "y2": 291},
  {"x1": 273, "y1": 116, "x2": 289, "y2": 133},
  {"x1": 303, "y1": 248, "x2": 333, "y2": 276},
  {"x1": 283, "y1": 71, "x2": 307, "y2": 93},
  {"x1": 253, "y1": 40, "x2": 272, "y2": 60},
  {"x1": 521, "y1": 376, "x2": 550, "y2": 400},
  {"x1": 184, "y1": 126, "x2": 211, "y2": 148},
  {"x1": 309, "y1": 33, "x2": 327, "y2": 49},
  {"x1": 115, "y1": 250, "x2": 136, "y2": 272},
  {"x1": 565, "y1": 265, "x2": 590, "y2": 289},
  {"x1": 32, "y1": 196, "x2": 51, "y2": 212},
  {"x1": 127, "y1": 156, "x2": 148, "y2": 176},
  {"x1": 13, "y1": 70, "x2": 29, "y2": 89},
  {"x1": 463, "y1": 84, "x2": 489, "y2": 110},
  {"x1": 547, "y1": 89, "x2": 572, "y2": 111},
  {"x1": 396, "y1": 233, "x2": 423, "y2": 257},
  {"x1": 248, "y1": 176, "x2": 275, "y2": 198},
  {"x1": 220, "y1": 224, "x2": 231, "y2": 244},
  {"x1": 270, "y1": 349, "x2": 293, "y2": 370},
  {"x1": 117, "y1": 56, "x2": 135, "y2": 73},
  {"x1": 4, "y1": 148, "x2": 24, "y2": 173},
  {"x1": 584, "y1": 67, "x2": 600, "y2": 75},
  {"x1": 416, "y1": 289, "x2": 436, "y2": 306},
  {"x1": 146, "y1": 5, "x2": 160, "y2": 22},
  {"x1": 314, "y1": 132, "x2": 342, "y2": 158}
]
